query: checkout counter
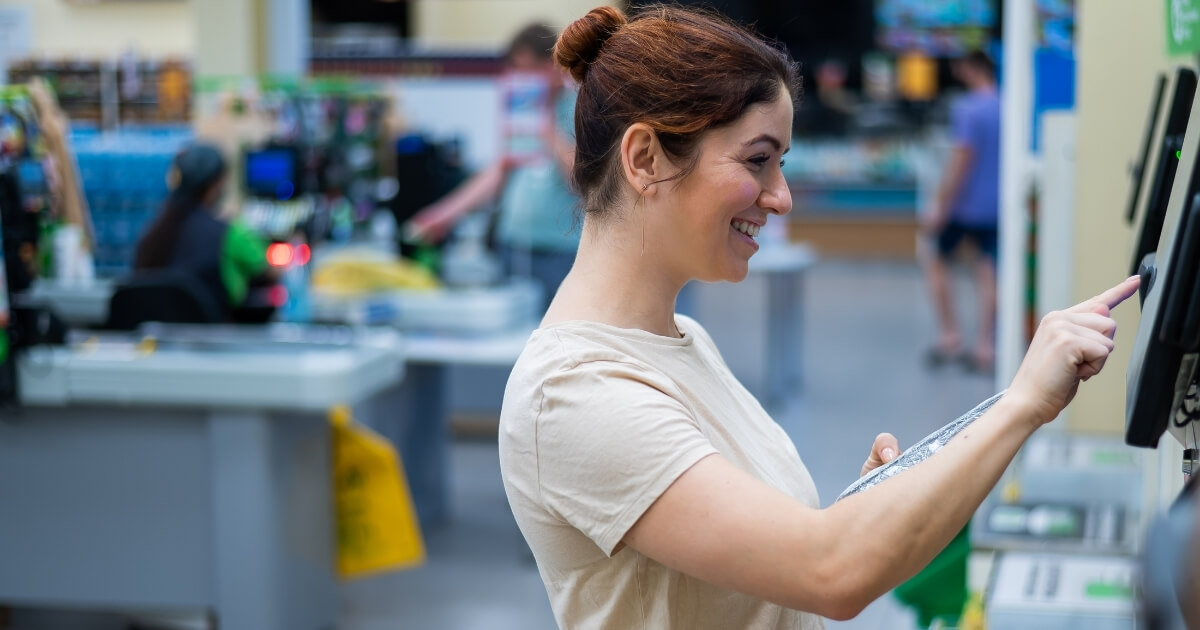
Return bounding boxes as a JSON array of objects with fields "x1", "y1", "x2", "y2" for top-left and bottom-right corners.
[
  {"x1": 23, "y1": 278, "x2": 114, "y2": 328},
  {"x1": 0, "y1": 323, "x2": 404, "y2": 630},
  {"x1": 19, "y1": 273, "x2": 543, "y2": 528}
]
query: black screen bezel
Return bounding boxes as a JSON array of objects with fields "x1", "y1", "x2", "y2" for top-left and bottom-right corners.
[
  {"x1": 1131, "y1": 68, "x2": 1198, "y2": 277},
  {"x1": 1127, "y1": 74, "x2": 1168, "y2": 226}
]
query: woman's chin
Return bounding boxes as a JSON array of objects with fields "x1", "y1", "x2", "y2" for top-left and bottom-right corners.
[{"x1": 720, "y1": 261, "x2": 751, "y2": 283}]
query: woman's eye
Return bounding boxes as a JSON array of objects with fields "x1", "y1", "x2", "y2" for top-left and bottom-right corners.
[
  {"x1": 779, "y1": 159, "x2": 786, "y2": 168},
  {"x1": 748, "y1": 155, "x2": 770, "y2": 167}
]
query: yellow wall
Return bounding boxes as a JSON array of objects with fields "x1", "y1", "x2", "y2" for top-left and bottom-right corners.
[
  {"x1": 1068, "y1": 1, "x2": 1180, "y2": 432},
  {"x1": 0, "y1": 0, "x2": 193, "y2": 58},
  {"x1": 194, "y1": 0, "x2": 259, "y2": 77},
  {"x1": 411, "y1": 0, "x2": 619, "y2": 49}
]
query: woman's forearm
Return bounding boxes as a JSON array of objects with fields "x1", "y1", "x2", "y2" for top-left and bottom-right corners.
[
  {"x1": 818, "y1": 394, "x2": 1038, "y2": 613},
  {"x1": 438, "y1": 160, "x2": 507, "y2": 219}
]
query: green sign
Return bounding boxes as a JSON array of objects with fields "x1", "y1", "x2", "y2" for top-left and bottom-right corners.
[{"x1": 1169, "y1": 0, "x2": 1200, "y2": 55}]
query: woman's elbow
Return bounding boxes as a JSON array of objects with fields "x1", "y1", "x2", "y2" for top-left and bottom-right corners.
[
  {"x1": 819, "y1": 594, "x2": 870, "y2": 622},
  {"x1": 795, "y1": 555, "x2": 876, "y2": 621},
  {"x1": 800, "y1": 581, "x2": 870, "y2": 621}
]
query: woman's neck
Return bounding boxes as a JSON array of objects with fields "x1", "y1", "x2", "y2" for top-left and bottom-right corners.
[{"x1": 545, "y1": 219, "x2": 685, "y2": 338}]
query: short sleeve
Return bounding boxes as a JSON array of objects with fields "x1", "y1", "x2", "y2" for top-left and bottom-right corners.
[
  {"x1": 535, "y1": 359, "x2": 718, "y2": 556},
  {"x1": 951, "y1": 100, "x2": 978, "y2": 149},
  {"x1": 224, "y1": 219, "x2": 269, "y2": 275},
  {"x1": 220, "y1": 219, "x2": 269, "y2": 304}
]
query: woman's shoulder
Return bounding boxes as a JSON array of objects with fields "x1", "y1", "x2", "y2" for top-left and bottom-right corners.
[
  {"x1": 516, "y1": 324, "x2": 654, "y2": 378},
  {"x1": 503, "y1": 326, "x2": 676, "y2": 444},
  {"x1": 508, "y1": 323, "x2": 687, "y2": 403}
]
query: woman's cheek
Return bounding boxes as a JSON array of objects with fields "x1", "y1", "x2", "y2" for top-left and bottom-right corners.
[{"x1": 729, "y1": 179, "x2": 759, "y2": 208}]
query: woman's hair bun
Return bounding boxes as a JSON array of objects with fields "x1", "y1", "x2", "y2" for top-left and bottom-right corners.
[{"x1": 554, "y1": 6, "x2": 627, "y2": 83}]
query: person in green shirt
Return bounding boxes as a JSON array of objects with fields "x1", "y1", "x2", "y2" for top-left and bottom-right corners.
[{"x1": 133, "y1": 143, "x2": 277, "y2": 317}]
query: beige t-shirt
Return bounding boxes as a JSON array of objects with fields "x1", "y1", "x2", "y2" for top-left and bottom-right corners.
[{"x1": 499, "y1": 314, "x2": 824, "y2": 630}]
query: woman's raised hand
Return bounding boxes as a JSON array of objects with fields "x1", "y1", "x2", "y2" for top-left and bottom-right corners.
[{"x1": 1007, "y1": 275, "x2": 1141, "y2": 427}]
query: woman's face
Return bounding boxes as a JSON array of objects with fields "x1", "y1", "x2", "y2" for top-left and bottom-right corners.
[
  {"x1": 652, "y1": 87, "x2": 794, "y2": 284},
  {"x1": 507, "y1": 48, "x2": 563, "y2": 90}
]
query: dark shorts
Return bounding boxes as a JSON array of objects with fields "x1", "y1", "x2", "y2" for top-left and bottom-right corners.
[{"x1": 936, "y1": 221, "x2": 998, "y2": 262}]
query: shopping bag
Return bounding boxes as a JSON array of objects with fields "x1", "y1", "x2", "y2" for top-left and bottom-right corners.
[{"x1": 330, "y1": 405, "x2": 426, "y2": 578}]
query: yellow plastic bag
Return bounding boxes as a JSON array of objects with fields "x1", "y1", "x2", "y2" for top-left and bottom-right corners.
[{"x1": 330, "y1": 405, "x2": 426, "y2": 578}]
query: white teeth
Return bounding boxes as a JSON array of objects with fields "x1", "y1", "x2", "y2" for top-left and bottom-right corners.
[{"x1": 732, "y1": 220, "x2": 761, "y2": 238}]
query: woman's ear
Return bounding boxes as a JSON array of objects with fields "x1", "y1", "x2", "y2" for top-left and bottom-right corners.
[{"x1": 619, "y1": 123, "x2": 674, "y2": 196}]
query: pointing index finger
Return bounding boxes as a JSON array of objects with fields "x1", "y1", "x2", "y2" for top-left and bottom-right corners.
[{"x1": 1069, "y1": 276, "x2": 1141, "y2": 314}]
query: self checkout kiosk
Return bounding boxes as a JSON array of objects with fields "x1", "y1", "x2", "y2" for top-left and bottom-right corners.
[
  {"x1": 979, "y1": 67, "x2": 1200, "y2": 630},
  {"x1": 1126, "y1": 66, "x2": 1200, "y2": 453},
  {"x1": 1122, "y1": 66, "x2": 1200, "y2": 630}
]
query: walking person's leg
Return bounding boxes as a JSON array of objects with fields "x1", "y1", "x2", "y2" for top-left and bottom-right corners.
[{"x1": 923, "y1": 223, "x2": 965, "y2": 364}]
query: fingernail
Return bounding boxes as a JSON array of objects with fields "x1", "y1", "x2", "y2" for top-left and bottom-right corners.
[{"x1": 883, "y1": 448, "x2": 896, "y2": 461}]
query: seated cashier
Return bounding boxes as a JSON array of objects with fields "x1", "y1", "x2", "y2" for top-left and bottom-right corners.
[{"x1": 133, "y1": 143, "x2": 275, "y2": 317}]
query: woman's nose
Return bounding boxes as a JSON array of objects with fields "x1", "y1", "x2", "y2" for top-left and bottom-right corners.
[{"x1": 758, "y1": 172, "x2": 793, "y2": 216}]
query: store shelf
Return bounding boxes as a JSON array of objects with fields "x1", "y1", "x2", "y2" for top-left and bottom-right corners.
[{"x1": 8, "y1": 58, "x2": 192, "y2": 127}]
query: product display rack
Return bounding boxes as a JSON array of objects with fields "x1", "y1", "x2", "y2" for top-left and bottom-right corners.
[{"x1": 8, "y1": 58, "x2": 192, "y2": 129}]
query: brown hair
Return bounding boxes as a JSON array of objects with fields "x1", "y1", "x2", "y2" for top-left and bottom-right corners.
[{"x1": 555, "y1": 5, "x2": 801, "y2": 217}]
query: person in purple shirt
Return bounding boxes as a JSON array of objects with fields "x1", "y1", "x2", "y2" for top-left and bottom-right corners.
[{"x1": 923, "y1": 51, "x2": 1000, "y2": 372}]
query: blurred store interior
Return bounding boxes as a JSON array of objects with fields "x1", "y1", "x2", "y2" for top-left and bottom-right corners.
[{"x1": 0, "y1": 1, "x2": 1196, "y2": 629}]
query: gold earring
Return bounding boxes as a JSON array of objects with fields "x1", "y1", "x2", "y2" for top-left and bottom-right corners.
[{"x1": 639, "y1": 183, "x2": 650, "y2": 255}]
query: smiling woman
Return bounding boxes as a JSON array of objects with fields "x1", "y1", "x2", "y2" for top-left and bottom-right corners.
[{"x1": 498, "y1": 4, "x2": 1137, "y2": 630}]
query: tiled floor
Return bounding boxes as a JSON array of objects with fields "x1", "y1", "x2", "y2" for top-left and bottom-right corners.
[{"x1": 342, "y1": 259, "x2": 997, "y2": 630}]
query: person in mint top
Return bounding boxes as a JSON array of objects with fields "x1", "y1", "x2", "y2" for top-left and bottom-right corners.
[
  {"x1": 133, "y1": 143, "x2": 276, "y2": 318},
  {"x1": 407, "y1": 23, "x2": 580, "y2": 306}
]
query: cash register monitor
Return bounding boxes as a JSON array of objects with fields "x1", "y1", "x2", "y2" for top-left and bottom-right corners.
[
  {"x1": 244, "y1": 147, "x2": 299, "y2": 201},
  {"x1": 1126, "y1": 73, "x2": 1200, "y2": 448},
  {"x1": 1131, "y1": 68, "x2": 1196, "y2": 277}
]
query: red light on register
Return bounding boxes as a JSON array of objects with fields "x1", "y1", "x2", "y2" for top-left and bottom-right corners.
[
  {"x1": 267, "y1": 243, "x2": 293, "y2": 267},
  {"x1": 296, "y1": 243, "x2": 311, "y2": 266}
]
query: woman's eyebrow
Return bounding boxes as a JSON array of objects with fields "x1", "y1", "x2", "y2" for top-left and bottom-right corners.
[
  {"x1": 744, "y1": 133, "x2": 782, "y2": 150},
  {"x1": 744, "y1": 134, "x2": 788, "y2": 153}
]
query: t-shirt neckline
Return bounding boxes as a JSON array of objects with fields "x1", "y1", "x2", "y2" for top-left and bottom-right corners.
[{"x1": 537, "y1": 316, "x2": 694, "y2": 347}]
